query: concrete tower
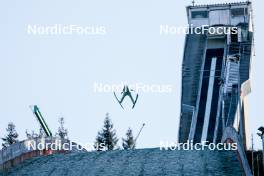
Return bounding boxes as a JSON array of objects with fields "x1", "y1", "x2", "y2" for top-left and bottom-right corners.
[{"x1": 178, "y1": 2, "x2": 254, "y2": 149}]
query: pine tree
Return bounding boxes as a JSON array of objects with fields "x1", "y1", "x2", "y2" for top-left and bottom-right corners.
[
  {"x1": 25, "y1": 130, "x2": 31, "y2": 139},
  {"x1": 38, "y1": 126, "x2": 46, "y2": 138},
  {"x1": 2, "y1": 122, "x2": 19, "y2": 148},
  {"x1": 94, "y1": 113, "x2": 119, "y2": 151},
  {"x1": 94, "y1": 132, "x2": 105, "y2": 151},
  {"x1": 25, "y1": 126, "x2": 45, "y2": 139},
  {"x1": 25, "y1": 130, "x2": 36, "y2": 139},
  {"x1": 122, "y1": 128, "x2": 135, "y2": 150},
  {"x1": 57, "y1": 117, "x2": 68, "y2": 139}
]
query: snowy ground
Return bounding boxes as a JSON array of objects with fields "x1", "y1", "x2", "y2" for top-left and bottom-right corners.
[{"x1": 1, "y1": 148, "x2": 242, "y2": 176}]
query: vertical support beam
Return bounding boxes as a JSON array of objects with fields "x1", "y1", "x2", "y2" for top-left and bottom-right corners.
[
  {"x1": 251, "y1": 134, "x2": 254, "y2": 176},
  {"x1": 239, "y1": 100, "x2": 248, "y2": 149},
  {"x1": 261, "y1": 135, "x2": 264, "y2": 171},
  {"x1": 238, "y1": 58, "x2": 247, "y2": 149},
  {"x1": 213, "y1": 84, "x2": 223, "y2": 144},
  {"x1": 222, "y1": 100, "x2": 226, "y2": 132},
  {"x1": 257, "y1": 154, "x2": 260, "y2": 176},
  {"x1": 187, "y1": 38, "x2": 208, "y2": 142},
  {"x1": 188, "y1": 107, "x2": 196, "y2": 141},
  {"x1": 201, "y1": 57, "x2": 217, "y2": 142}
]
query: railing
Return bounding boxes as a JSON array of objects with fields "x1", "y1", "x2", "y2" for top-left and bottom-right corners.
[{"x1": 0, "y1": 137, "x2": 70, "y2": 166}]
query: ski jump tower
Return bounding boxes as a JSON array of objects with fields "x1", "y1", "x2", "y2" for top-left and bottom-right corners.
[{"x1": 178, "y1": 1, "x2": 254, "y2": 150}]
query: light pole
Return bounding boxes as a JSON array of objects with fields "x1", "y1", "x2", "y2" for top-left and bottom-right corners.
[{"x1": 257, "y1": 126, "x2": 264, "y2": 170}]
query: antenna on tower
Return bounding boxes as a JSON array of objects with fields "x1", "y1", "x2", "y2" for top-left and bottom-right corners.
[{"x1": 192, "y1": 0, "x2": 195, "y2": 6}]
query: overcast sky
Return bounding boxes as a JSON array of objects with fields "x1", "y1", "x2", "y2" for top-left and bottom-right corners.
[{"x1": 0, "y1": 0, "x2": 263, "y2": 150}]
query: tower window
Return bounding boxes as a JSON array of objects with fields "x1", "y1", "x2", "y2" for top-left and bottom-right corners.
[
  {"x1": 231, "y1": 8, "x2": 248, "y2": 17},
  {"x1": 191, "y1": 11, "x2": 208, "y2": 18}
]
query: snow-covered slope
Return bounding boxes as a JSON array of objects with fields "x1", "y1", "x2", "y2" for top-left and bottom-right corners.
[{"x1": 1, "y1": 148, "x2": 243, "y2": 175}]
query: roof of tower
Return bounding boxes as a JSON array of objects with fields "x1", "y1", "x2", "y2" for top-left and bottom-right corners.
[{"x1": 188, "y1": 1, "x2": 251, "y2": 9}]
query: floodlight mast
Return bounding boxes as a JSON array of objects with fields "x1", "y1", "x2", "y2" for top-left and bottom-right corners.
[
  {"x1": 132, "y1": 123, "x2": 145, "y2": 148},
  {"x1": 30, "y1": 105, "x2": 52, "y2": 137}
]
